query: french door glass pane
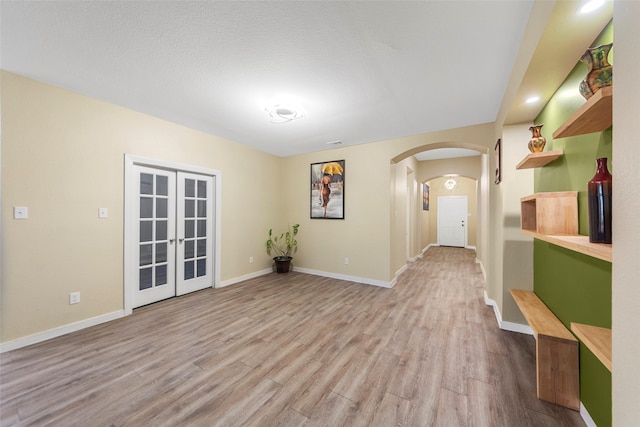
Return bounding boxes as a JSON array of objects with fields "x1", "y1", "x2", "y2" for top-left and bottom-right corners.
[
  {"x1": 156, "y1": 175, "x2": 168, "y2": 196},
  {"x1": 197, "y1": 220, "x2": 206, "y2": 237},
  {"x1": 185, "y1": 220, "x2": 195, "y2": 238},
  {"x1": 140, "y1": 221, "x2": 152, "y2": 242},
  {"x1": 156, "y1": 220, "x2": 167, "y2": 240},
  {"x1": 197, "y1": 180, "x2": 206, "y2": 198},
  {"x1": 185, "y1": 240, "x2": 194, "y2": 259},
  {"x1": 156, "y1": 243, "x2": 167, "y2": 263},
  {"x1": 157, "y1": 198, "x2": 168, "y2": 218},
  {"x1": 156, "y1": 265, "x2": 167, "y2": 286},
  {"x1": 185, "y1": 261, "x2": 195, "y2": 280},
  {"x1": 185, "y1": 200, "x2": 195, "y2": 218},
  {"x1": 197, "y1": 239, "x2": 206, "y2": 257},
  {"x1": 140, "y1": 244, "x2": 152, "y2": 266},
  {"x1": 197, "y1": 259, "x2": 206, "y2": 277},
  {"x1": 197, "y1": 200, "x2": 206, "y2": 217},
  {"x1": 140, "y1": 198, "x2": 153, "y2": 218},
  {"x1": 185, "y1": 179, "x2": 195, "y2": 197},
  {"x1": 139, "y1": 268, "x2": 152, "y2": 290},
  {"x1": 140, "y1": 173, "x2": 154, "y2": 195}
]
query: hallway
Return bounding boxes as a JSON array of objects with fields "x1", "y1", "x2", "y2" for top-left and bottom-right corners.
[{"x1": 1, "y1": 247, "x2": 584, "y2": 426}]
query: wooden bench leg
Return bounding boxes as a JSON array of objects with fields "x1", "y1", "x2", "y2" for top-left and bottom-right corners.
[{"x1": 536, "y1": 334, "x2": 580, "y2": 410}]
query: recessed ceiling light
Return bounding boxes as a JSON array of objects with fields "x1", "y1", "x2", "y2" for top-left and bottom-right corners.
[
  {"x1": 265, "y1": 104, "x2": 305, "y2": 124},
  {"x1": 579, "y1": 0, "x2": 605, "y2": 14},
  {"x1": 526, "y1": 96, "x2": 540, "y2": 104}
]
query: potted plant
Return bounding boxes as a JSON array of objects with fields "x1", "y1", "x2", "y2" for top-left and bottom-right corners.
[{"x1": 266, "y1": 224, "x2": 300, "y2": 273}]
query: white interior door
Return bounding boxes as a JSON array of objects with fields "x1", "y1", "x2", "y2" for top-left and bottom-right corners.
[
  {"x1": 130, "y1": 166, "x2": 214, "y2": 308},
  {"x1": 176, "y1": 172, "x2": 214, "y2": 296},
  {"x1": 133, "y1": 166, "x2": 177, "y2": 308},
  {"x1": 438, "y1": 196, "x2": 467, "y2": 247}
]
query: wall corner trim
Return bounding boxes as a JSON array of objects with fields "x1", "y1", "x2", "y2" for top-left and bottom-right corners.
[{"x1": 476, "y1": 258, "x2": 487, "y2": 281}]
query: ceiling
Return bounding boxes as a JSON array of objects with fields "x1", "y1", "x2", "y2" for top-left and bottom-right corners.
[
  {"x1": 0, "y1": 1, "x2": 612, "y2": 158},
  {"x1": 414, "y1": 148, "x2": 480, "y2": 162}
]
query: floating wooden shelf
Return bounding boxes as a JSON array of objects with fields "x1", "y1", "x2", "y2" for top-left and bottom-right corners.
[
  {"x1": 553, "y1": 86, "x2": 612, "y2": 139},
  {"x1": 516, "y1": 150, "x2": 564, "y2": 170},
  {"x1": 571, "y1": 322, "x2": 612, "y2": 372},
  {"x1": 519, "y1": 192, "x2": 611, "y2": 261},
  {"x1": 522, "y1": 230, "x2": 612, "y2": 262},
  {"x1": 521, "y1": 192, "x2": 578, "y2": 235},
  {"x1": 511, "y1": 289, "x2": 579, "y2": 410}
]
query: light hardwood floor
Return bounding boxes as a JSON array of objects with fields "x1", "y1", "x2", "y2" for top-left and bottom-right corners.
[{"x1": 1, "y1": 247, "x2": 585, "y2": 426}]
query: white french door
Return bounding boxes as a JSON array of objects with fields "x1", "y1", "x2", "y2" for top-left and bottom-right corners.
[
  {"x1": 133, "y1": 166, "x2": 177, "y2": 307},
  {"x1": 176, "y1": 171, "x2": 214, "y2": 296},
  {"x1": 129, "y1": 165, "x2": 215, "y2": 309}
]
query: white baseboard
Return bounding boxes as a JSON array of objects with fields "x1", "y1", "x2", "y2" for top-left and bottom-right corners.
[
  {"x1": 500, "y1": 320, "x2": 534, "y2": 335},
  {"x1": 408, "y1": 252, "x2": 423, "y2": 262},
  {"x1": 218, "y1": 268, "x2": 272, "y2": 288},
  {"x1": 395, "y1": 264, "x2": 408, "y2": 278},
  {"x1": 294, "y1": 267, "x2": 394, "y2": 288},
  {"x1": 422, "y1": 244, "x2": 435, "y2": 253},
  {"x1": 580, "y1": 402, "x2": 597, "y2": 427},
  {"x1": 466, "y1": 245, "x2": 477, "y2": 250},
  {"x1": 0, "y1": 310, "x2": 125, "y2": 353},
  {"x1": 483, "y1": 291, "x2": 533, "y2": 335}
]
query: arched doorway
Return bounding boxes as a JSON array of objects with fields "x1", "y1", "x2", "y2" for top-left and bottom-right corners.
[{"x1": 390, "y1": 143, "x2": 489, "y2": 275}]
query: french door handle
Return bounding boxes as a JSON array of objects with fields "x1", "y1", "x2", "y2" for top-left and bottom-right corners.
[
  {"x1": 178, "y1": 238, "x2": 184, "y2": 244},
  {"x1": 169, "y1": 238, "x2": 176, "y2": 244}
]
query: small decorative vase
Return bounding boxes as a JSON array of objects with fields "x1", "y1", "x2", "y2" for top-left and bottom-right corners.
[
  {"x1": 528, "y1": 124, "x2": 547, "y2": 153},
  {"x1": 579, "y1": 43, "x2": 613, "y2": 100},
  {"x1": 587, "y1": 158, "x2": 612, "y2": 244}
]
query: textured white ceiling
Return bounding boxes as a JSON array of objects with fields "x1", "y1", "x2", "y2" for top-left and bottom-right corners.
[{"x1": 1, "y1": 1, "x2": 534, "y2": 157}]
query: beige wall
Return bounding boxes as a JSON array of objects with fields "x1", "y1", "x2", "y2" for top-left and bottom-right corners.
[
  {"x1": 498, "y1": 124, "x2": 534, "y2": 325},
  {"x1": 612, "y1": 1, "x2": 640, "y2": 423},
  {"x1": 1, "y1": 72, "x2": 282, "y2": 343}
]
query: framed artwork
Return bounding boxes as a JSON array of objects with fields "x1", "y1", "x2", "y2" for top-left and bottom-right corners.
[
  {"x1": 423, "y1": 183, "x2": 430, "y2": 211},
  {"x1": 311, "y1": 160, "x2": 345, "y2": 219},
  {"x1": 495, "y1": 138, "x2": 502, "y2": 184}
]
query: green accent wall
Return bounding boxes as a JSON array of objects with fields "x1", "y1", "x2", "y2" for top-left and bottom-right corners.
[{"x1": 533, "y1": 22, "x2": 613, "y2": 427}]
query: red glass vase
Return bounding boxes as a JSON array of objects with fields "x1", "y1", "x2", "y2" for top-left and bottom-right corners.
[{"x1": 587, "y1": 158, "x2": 612, "y2": 244}]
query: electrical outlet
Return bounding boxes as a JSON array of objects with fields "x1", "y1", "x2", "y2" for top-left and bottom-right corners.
[
  {"x1": 344, "y1": 257, "x2": 349, "y2": 265},
  {"x1": 249, "y1": 256, "x2": 254, "y2": 264},
  {"x1": 13, "y1": 206, "x2": 28, "y2": 219},
  {"x1": 69, "y1": 292, "x2": 80, "y2": 305}
]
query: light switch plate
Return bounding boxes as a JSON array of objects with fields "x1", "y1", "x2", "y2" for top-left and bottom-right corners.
[{"x1": 14, "y1": 206, "x2": 28, "y2": 219}]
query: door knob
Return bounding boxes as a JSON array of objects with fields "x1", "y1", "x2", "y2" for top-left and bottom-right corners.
[
  {"x1": 169, "y1": 238, "x2": 176, "y2": 244},
  {"x1": 178, "y1": 238, "x2": 184, "y2": 244}
]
